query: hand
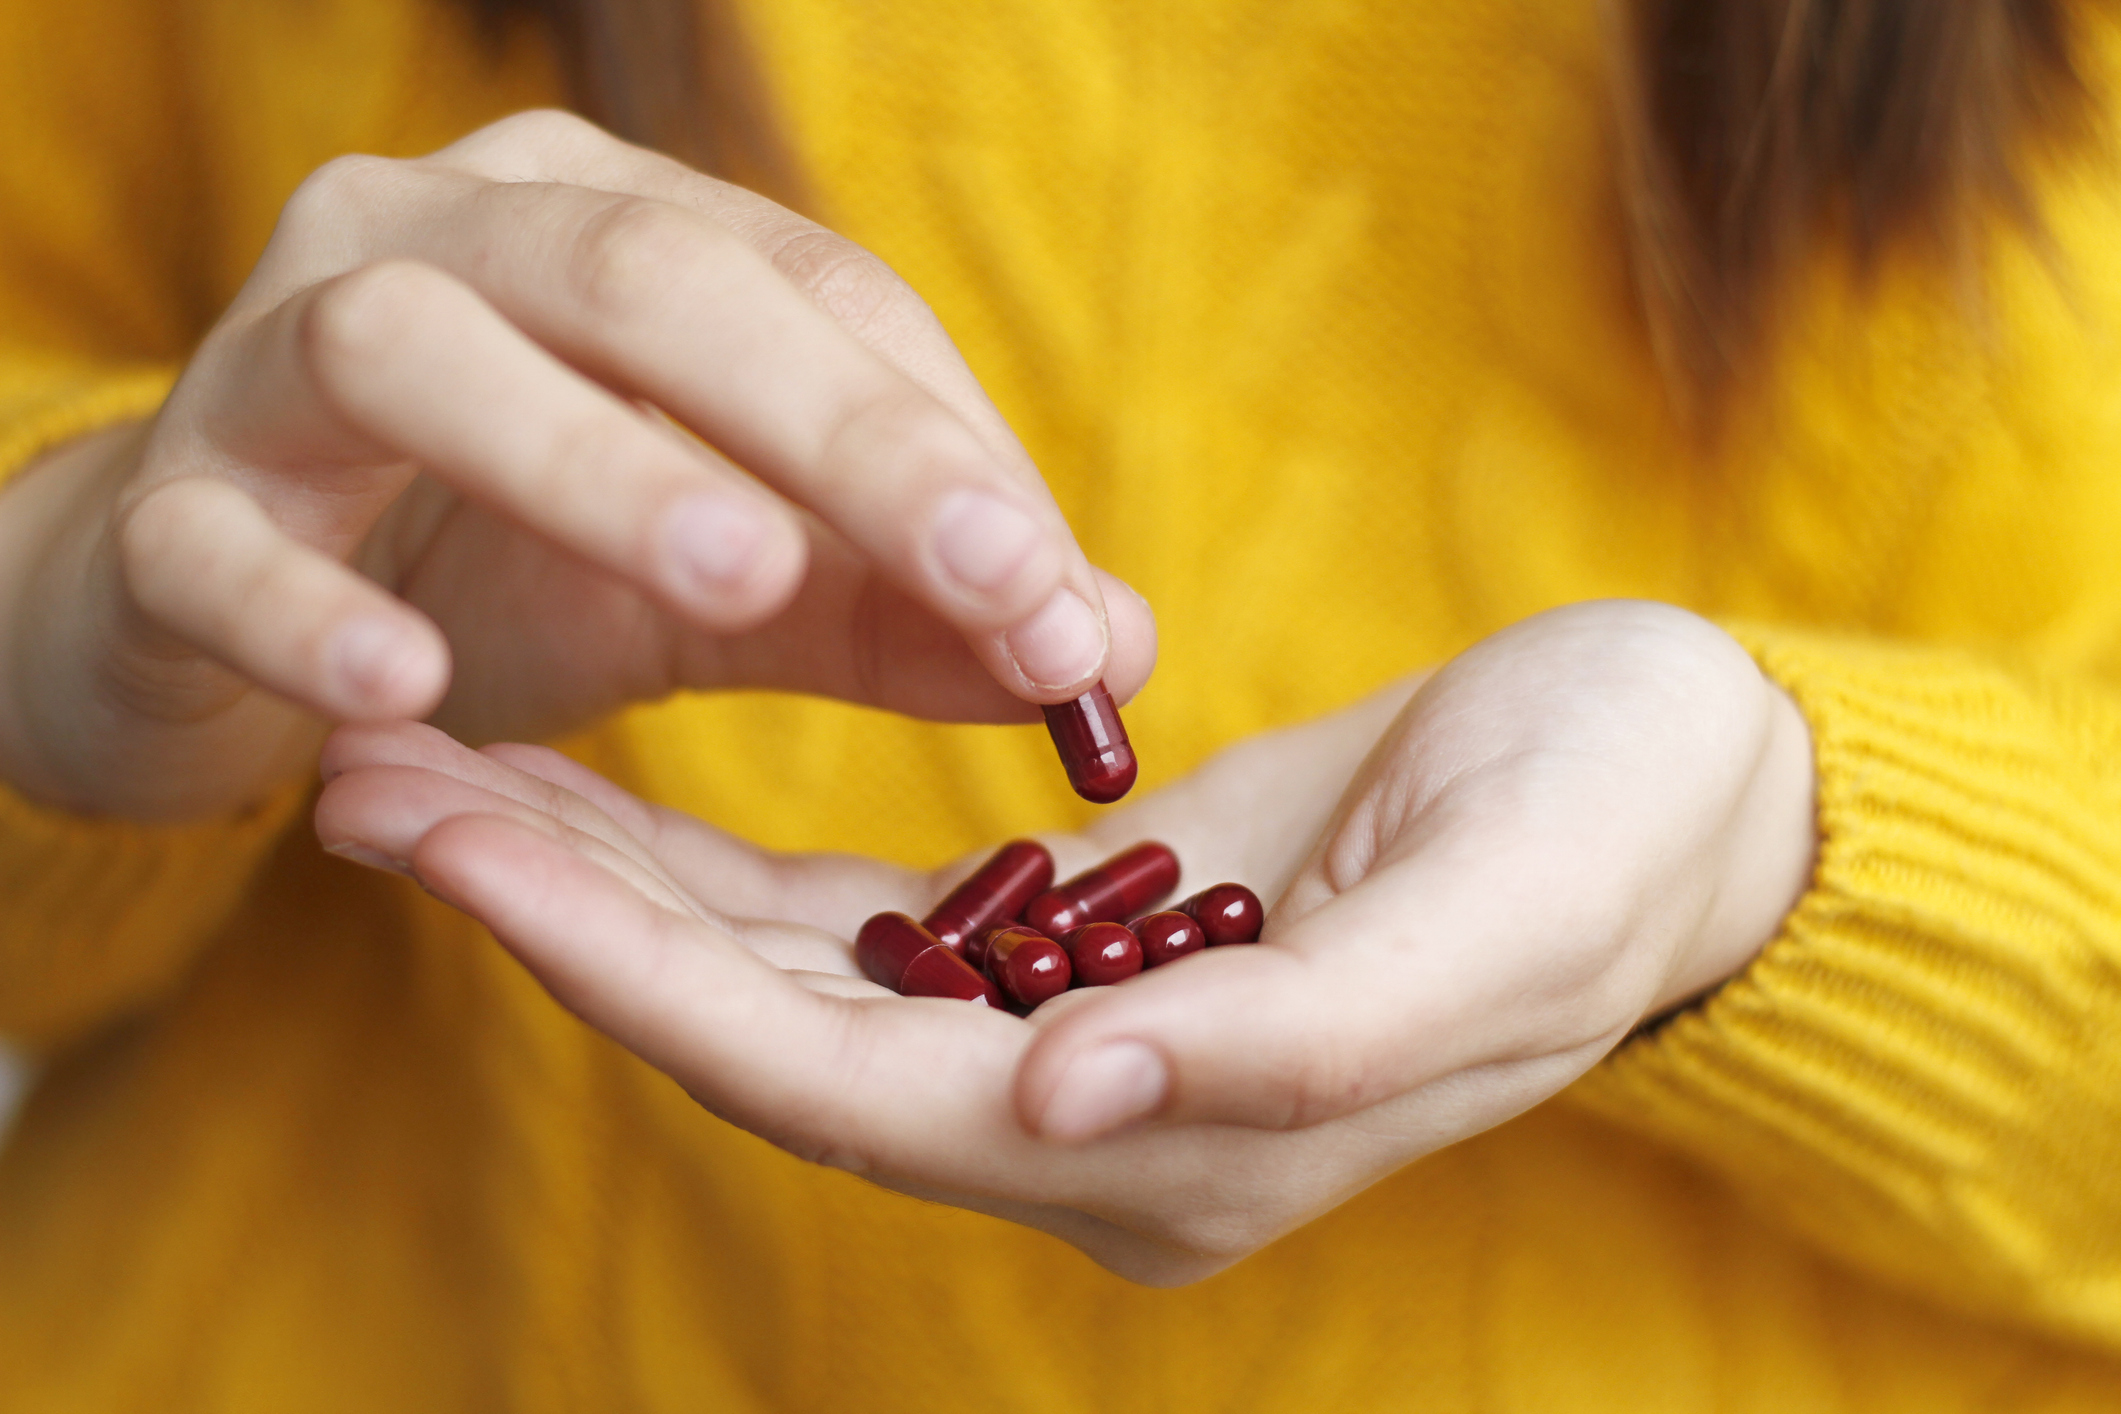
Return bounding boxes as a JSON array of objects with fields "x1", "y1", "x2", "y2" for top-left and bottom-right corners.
[
  {"x1": 0, "y1": 110, "x2": 1152, "y2": 819},
  {"x1": 313, "y1": 600, "x2": 1815, "y2": 1284}
]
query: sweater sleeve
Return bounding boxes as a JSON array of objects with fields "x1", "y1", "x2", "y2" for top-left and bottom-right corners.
[
  {"x1": 0, "y1": 364, "x2": 311, "y2": 1050},
  {"x1": 0, "y1": 0, "x2": 317, "y2": 1050},
  {"x1": 0, "y1": 0, "x2": 563, "y2": 1049},
  {"x1": 1568, "y1": 624, "x2": 2121, "y2": 1351}
]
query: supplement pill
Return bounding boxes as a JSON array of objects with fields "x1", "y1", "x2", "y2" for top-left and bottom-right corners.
[
  {"x1": 900, "y1": 945, "x2": 1004, "y2": 1005},
  {"x1": 1064, "y1": 922, "x2": 1144, "y2": 986},
  {"x1": 971, "y1": 923, "x2": 1045, "y2": 973},
  {"x1": 856, "y1": 912, "x2": 1001, "y2": 1005},
  {"x1": 1042, "y1": 681, "x2": 1138, "y2": 804},
  {"x1": 1133, "y1": 910, "x2": 1206, "y2": 967},
  {"x1": 922, "y1": 840, "x2": 1056, "y2": 953},
  {"x1": 987, "y1": 929, "x2": 1073, "y2": 1009},
  {"x1": 1180, "y1": 883, "x2": 1265, "y2": 946},
  {"x1": 1022, "y1": 841, "x2": 1180, "y2": 938}
]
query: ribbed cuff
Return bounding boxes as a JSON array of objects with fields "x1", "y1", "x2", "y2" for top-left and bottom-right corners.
[
  {"x1": 1570, "y1": 626, "x2": 2121, "y2": 1333},
  {"x1": 0, "y1": 778, "x2": 309, "y2": 1047},
  {"x1": 0, "y1": 360, "x2": 176, "y2": 482}
]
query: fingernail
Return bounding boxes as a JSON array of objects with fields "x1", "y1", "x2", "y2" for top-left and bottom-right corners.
[
  {"x1": 663, "y1": 493, "x2": 768, "y2": 598},
  {"x1": 1037, "y1": 1040, "x2": 1168, "y2": 1141},
  {"x1": 931, "y1": 489, "x2": 1041, "y2": 595},
  {"x1": 1006, "y1": 588, "x2": 1105, "y2": 692},
  {"x1": 322, "y1": 840, "x2": 413, "y2": 877},
  {"x1": 331, "y1": 617, "x2": 425, "y2": 708}
]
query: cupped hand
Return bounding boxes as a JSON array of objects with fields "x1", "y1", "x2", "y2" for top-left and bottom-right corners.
[
  {"x1": 313, "y1": 600, "x2": 1814, "y2": 1284},
  {"x1": 0, "y1": 110, "x2": 1151, "y2": 818}
]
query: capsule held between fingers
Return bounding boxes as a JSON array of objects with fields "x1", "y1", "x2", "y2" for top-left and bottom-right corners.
[
  {"x1": 1133, "y1": 910, "x2": 1206, "y2": 967},
  {"x1": 1042, "y1": 681, "x2": 1137, "y2": 804},
  {"x1": 1064, "y1": 921, "x2": 1144, "y2": 987},
  {"x1": 922, "y1": 839, "x2": 1055, "y2": 953},
  {"x1": 1179, "y1": 883, "x2": 1265, "y2": 946},
  {"x1": 856, "y1": 912, "x2": 1002, "y2": 1005},
  {"x1": 1021, "y1": 841, "x2": 1180, "y2": 937},
  {"x1": 986, "y1": 928, "x2": 1072, "y2": 1009}
]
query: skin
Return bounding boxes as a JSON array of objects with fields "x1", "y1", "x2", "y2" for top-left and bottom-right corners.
[
  {"x1": 0, "y1": 111, "x2": 1154, "y2": 821},
  {"x1": 316, "y1": 599, "x2": 1819, "y2": 1286}
]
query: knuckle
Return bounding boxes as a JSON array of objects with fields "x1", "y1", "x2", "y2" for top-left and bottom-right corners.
[
  {"x1": 446, "y1": 108, "x2": 613, "y2": 174},
  {"x1": 1281, "y1": 1054, "x2": 1363, "y2": 1130},
  {"x1": 1149, "y1": 1201, "x2": 1274, "y2": 1263},
  {"x1": 1217, "y1": 960, "x2": 1378, "y2": 1131},
  {"x1": 1275, "y1": 1023, "x2": 1378, "y2": 1129},
  {"x1": 281, "y1": 154, "x2": 399, "y2": 238},
  {"x1": 115, "y1": 480, "x2": 204, "y2": 593},
  {"x1": 771, "y1": 229, "x2": 922, "y2": 341},
  {"x1": 528, "y1": 406, "x2": 652, "y2": 507},
  {"x1": 489, "y1": 107, "x2": 605, "y2": 154},
  {"x1": 297, "y1": 261, "x2": 440, "y2": 383},
  {"x1": 568, "y1": 197, "x2": 719, "y2": 323},
  {"x1": 826, "y1": 387, "x2": 987, "y2": 488}
]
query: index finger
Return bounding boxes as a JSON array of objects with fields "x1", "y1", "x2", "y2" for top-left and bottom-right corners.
[{"x1": 440, "y1": 113, "x2": 1029, "y2": 460}]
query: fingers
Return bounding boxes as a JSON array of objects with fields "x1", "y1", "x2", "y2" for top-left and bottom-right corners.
[
  {"x1": 479, "y1": 738, "x2": 931, "y2": 935},
  {"x1": 319, "y1": 723, "x2": 674, "y2": 892},
  {"x1": 261, "y1": 261, "x2": 809, "y2": 631},
  {"x1": 321, "y1": 721, "x2": 923, "y2": 935},
  {"x1": 196, "y1": 135, "x2": 1136, "y2": 725},
  {"x1": 678, "y1": 554, "x2": 1157, "y2": 723},
  {"x1": 315, "y1": 725, "x2": 711, "y2": 920},
  {"x1": 475, "y1": 741, "x2": 665, "y2": 842},
  {"x1": 433, "y1": 112, "x2": 1033, "y2": 517},
  {"x1": 389, "y1": 172, "x2": 1113, "y2": 697},
  {"x1": 118, "y1": 476, "x2": 451, "y2": 721},
  {"x1": 1012, "y1": 836, "x2": 1645, "y2": 1141},
  {"x1": 408, "y1": 813, "x2": 1040, "y2": 1177}
]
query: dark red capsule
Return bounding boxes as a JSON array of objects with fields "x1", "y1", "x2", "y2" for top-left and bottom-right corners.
[
  {"x1": 1022, "y1": 841, "x2": 1180, "y2": 938},
  {"x1": 1133, "y1": 910, "x2": 1206, "y2": 967},
  {"x1": 969, "y1": 923, "x2": 1046, "y2": 973},
  {"x1": 1065, "y1": 922, "x2": 1144, "y2": 987},
  {"x1": 1180, "y1": 883, "x2": 1265, "y2": 946},
  {"x1": 922, "y1": 839, "x2": 1056, "y2": 953},
  {"x1": 901, "y1": 945, "x2": 1004, "y2": 1005},
  {"x1": 1042, "y1": 681, "x2": 1138, "y2": 804},
  {"x1": 987, "y1": 929, "x2": 1072, "y2": 1009},
  {"x1": 856, "y1": 912, "x2": 1002, "y2": 1005}
]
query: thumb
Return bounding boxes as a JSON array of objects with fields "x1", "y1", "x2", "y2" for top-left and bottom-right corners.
[{"x1": 1011, "y1": 842, "x2": 1643, "y2": 1141}]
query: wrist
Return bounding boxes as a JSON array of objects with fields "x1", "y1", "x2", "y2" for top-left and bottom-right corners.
[{"x1": 1655, "y1": 673, "x2": 1819, "y2": 1011}]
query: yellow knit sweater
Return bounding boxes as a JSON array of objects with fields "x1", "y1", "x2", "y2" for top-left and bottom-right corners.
[{"x1": 6, "y1": 0, "x2": 2121, "y2": 1408}]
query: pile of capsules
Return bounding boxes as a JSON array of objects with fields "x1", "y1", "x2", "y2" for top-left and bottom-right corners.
[
  {"x1": 856, "y1": 838, "x2": 1264, "y2": 1012},
  {"x1": 852, "y1": 676, "x2": 1259, "y2": 1011}
]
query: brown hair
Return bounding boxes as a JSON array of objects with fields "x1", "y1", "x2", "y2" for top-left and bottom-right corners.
[
  {"x1": 1615, "y1": 0, "x2": 2101, "y2": 414},
  {"x1": 470, "y1": 0, "x2": 2101, "y2": 406}
]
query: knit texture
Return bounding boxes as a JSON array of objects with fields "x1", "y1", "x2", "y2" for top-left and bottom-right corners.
[
  {"x1": 1574, "y1": 629, "x2": 2121, "y2": 1349},
  {"x1": 4, "y1": 0, "x2": 2121, "y2": 1409},
  {"x1": 0, "y1": 363, "x2": 320, "y2": 1046}
]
